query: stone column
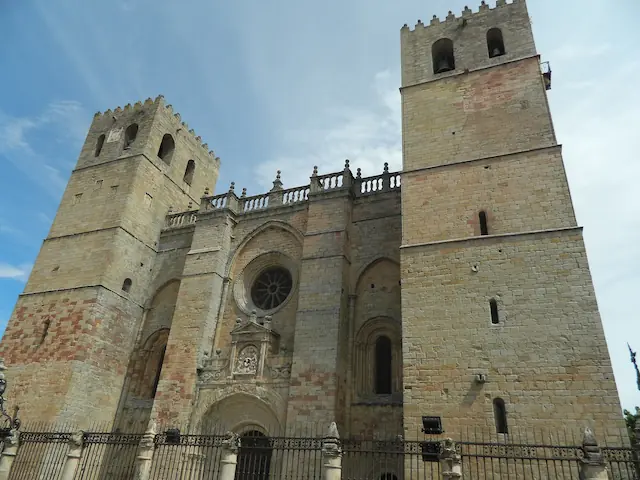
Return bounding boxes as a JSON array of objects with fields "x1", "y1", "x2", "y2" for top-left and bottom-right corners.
[
  {"x1": 439, "y1": 438, "x2": 461, "y2": 480},
  {"x1": 579, "y1": 427, "x2": 608, "y2": 480},
  {"x1": 218, "y1": 431, "x2": 240, "y2": 480},
  {"x1": 60, "y1": 431, "x2": 84, "y2": 480},
  {"x1": 0, "y1": 429, "x2": 19, "y2": 480},
  {"x1": 322, "y1": 422, "x2": 342, "y2": 480},
  {"x1": 134, "y1": 422, "x2": 156, "y2": 480}
]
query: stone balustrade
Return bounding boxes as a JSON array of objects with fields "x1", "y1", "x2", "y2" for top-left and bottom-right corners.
[{"x1": 162, "y1": 163, "x2": 401, "y2": 230}]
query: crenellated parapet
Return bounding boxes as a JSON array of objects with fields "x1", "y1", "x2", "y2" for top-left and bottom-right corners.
[
  {"x1": 401, "y1": 0, "x2": 522, "y2": 32},
  {"x1": 162, "y1": 162, "x2": 402, "y2": 230},
  {"x1": 92, "y1": 94, "x2": 219, "y2": 164}
]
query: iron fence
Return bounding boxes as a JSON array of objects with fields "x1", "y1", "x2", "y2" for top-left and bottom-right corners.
[{"x1": 2, "y1": 425, "x2": 639, "y2": 479}]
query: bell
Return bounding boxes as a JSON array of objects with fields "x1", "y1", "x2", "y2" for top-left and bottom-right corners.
[
  {"x1": 436, "y1": 57, "x2": 453, "y2": 73},
  {"x1": 492, "y1": 47, "x2": 503, "y2": 57}
]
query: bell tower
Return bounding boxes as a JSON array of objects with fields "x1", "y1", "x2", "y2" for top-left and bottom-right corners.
[
  {"x1": 0, "y1": 96, "x2": 220, "y2": 427},
  {"x1": 399, "y1": 0, "x2": 623, "y2": 438}
]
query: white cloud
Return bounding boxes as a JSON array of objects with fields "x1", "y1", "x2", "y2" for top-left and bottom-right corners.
[
  {"x1": 0, "y1": 101, "x2": 88, "y2": 198},
  {"x1": 256, "y1": 70, "x2": 402, "y2": 192},
  {"x1": 0, "y1": 263, "x2": 32, "y2": 283}
]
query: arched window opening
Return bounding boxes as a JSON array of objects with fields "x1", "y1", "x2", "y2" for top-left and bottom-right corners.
[
  {"x1": 151, "y1": 345, "x2": 166, "y2": 397},
  {"x1": 487, "y1": 28, "x2": 506, "y2": 58},
  {"x1": 493, "y1": 398, "x2": 508, "y2": 434},
  {"x1": 157, "y1": 134, "x2": 175, "y2": 164},
  {"x1": 374, "y1": 335, "x2": 393, "y2": 394},
  {"x1": 235, "y1": 431, "x2": 271, "y2": 480},
  {"x1": 122, "y1": 278, "x2": 132, "y2": 293},
  {"x1": 479, "y1": 211, "x2": 489, "y2": 236},
  {"x1": 432, "y1": 38, "x2": 455, "y2": 74},
  {"x1": 124, "y1": 123, "x2": 138, "y2": 149},
  {"x1": 183, "y1": 159, "x2": 195, "y2": 185},
  {"x1": 95, "y1": 134, "x2": 105, "y2": 157},
  {"x1": 490, "y1": 299, "x2": 500, "y2": 325}
]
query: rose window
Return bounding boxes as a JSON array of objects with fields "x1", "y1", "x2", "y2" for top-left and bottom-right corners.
[{"x1": 251, "y1": 267, "x2": 293, "y2": 310}]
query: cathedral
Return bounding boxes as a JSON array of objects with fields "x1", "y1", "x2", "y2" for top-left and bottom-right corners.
[{"x1": 0, "y1": 0, "x2": 625, "y2": 445}]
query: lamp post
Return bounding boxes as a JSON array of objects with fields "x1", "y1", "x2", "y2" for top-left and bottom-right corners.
[
  {"x1": 628, "y1": 344, "x2": 640, "y2": 392},
  {"x1": 0, "y1": 360, "x2": 20, "y2": 438}
]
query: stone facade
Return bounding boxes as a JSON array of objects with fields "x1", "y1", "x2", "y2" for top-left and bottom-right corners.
[{"x1": 0, "y1": 0, "x2": 625, "y2": 460}]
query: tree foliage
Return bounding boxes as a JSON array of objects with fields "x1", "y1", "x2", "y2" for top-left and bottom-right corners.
[{"x1": 624, "y1": 407, "x2": 640, "y2": 445}]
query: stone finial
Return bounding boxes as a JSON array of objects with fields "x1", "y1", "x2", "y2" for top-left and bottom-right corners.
[
  {"x1": 249, "y1": 310, "x2": 258, "y2": 324},
  {"x1": 204, "y1": 187, "x2": 210, "y2": 196},
  {"x1": 167, "y1": 206, "x2": 173, "y2": 214},
  {"x1": 581, "y1": 427, "x2": 604, "y2": 465},
  {"x1": 344, "y1": 159, "x2": 350, "y2": 170},
  {"x1": 69, "y1": 431, "x2": 84, "y2": 449},
  {"x1": 323, "y1": 421, "x2": 341, "y2": 456},
  {"x1": 356, "y1": 168, "x2": 362, "y2": 179},
  {"x1": 229, "y1": 182, "x2": 235, "y2": 193},
  {"x1": 264, "y1": 315, "x2": 272, "y2": 329},
  {"x1": 312, "y1": 166, "x2": 318, "y2": 177},
  {"x1": 440, "y1": 438, "x2": 462, "y2": 479},
  {"x1": 326, "y1": 422, "x2": 339, "y2": 440},
  {"x1": 241, "y1": 188, "x2": 247, "y2": 198},
  {"x1": 5, "y1": 428, "x2": 19, "y2": 448},
  {"x1": 383, "y1": 162, "x2": 389, "y2": 173},
  {"x1": 188, "y1": 201, "x2": 193, "y2": 210},
  {"x1": 271, "y1": 170, "x2": 283, "y2": 191},
  {"x1": 235, "y1": 317, "x2": 242, "y2": 326},
  {"x1": 222, "y1": 431, "x2": 241, "y2": 453}
]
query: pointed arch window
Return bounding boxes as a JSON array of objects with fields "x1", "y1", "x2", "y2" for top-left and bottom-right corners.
[
  {"x1": 95, "y1": 134, "x2": 105, "y2": 157},
  {"x1": 158, "y1": 134, "x2": 175, "y2": 164},
  {"x1": 183, "y1": 159, "x2": 195, "y2": 185},
  {"x1": 124, "y1": 123, "x2": 138, "y2": 149}
]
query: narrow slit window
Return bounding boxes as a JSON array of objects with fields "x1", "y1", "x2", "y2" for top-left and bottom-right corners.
[
  {"x1": 479, "y1": 211, "x2": 489, "y2": 236},
  {"x1": 490, "y1": 299, "x2": 500, "y2": 324},
  {"x1": 374, "y1": 335, "x2": 393, "y2": 394},
  {"x1": 183, "y1": 160, "x2": 195, "y2": 185},
  {"x1": 124, "y1": 123, "x2": 138, "y2": 149},
  {"x1": 487, "y1": 28, "x2": 506, "y2": 58},
  {"x1": 95, "y1": 134, "x2": 105, "y2": 157},
  {"x1": 493, "y1": 397, "x2": 508, "y2": 434},
  {"x1": 122, "y1": 278, "x2": 133, "y2": 293}
]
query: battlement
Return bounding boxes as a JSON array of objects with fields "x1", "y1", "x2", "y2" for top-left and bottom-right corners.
[
  {"x1": 401, "y1": 0, "x2": 523, "y2": 32},
  {"x1": 92, "y1": 95, "x2": 219, "y2": 163},
  {"x1": 400, "y1": 0, "x2": 536, "y2": 87}
]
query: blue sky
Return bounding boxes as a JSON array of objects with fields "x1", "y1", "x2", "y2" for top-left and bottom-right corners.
[{"x1": 0, "y1": 0, "x2": 639, "y2": 412}]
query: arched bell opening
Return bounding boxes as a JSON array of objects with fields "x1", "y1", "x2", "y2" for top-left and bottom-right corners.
[
  {"x1": 432, "y1": 38, "x2": 455, "y2": 74},
  {"x1": 487, "y1": 28, "x2": 506, "y2": 58},
  {"x1": 235, "y1": 430, "x2": 272, "y2": 480}
]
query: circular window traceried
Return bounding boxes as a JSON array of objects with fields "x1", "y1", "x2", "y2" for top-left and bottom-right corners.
[
  {"x1": 251, "y1": 267, "x2": 293, "y2": 310},
  {"x1": 233, "y1": 251, "x2": 299, "y2": 316}
]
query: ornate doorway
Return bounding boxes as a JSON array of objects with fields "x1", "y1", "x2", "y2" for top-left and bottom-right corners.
[{"x1": 235, "y1": 430, "x2": 272, "y2": 480}]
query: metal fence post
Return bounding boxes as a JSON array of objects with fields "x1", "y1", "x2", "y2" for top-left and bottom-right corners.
[
  {"x1": 60, "y1": 431, "x2": 83, "y2": 480},
  {"x1": 218, "y1": 431, "x2": 240, "y2": 480},
  {"x1": 440, "y1": 438, "x2": 462, "y2": 479},
  {"x1": 322, "y1": 422, "x2": 342, "y2": 480},
  {"x1": 0, "y1": 429, "x2": 19, "y2": 480},
  {"x1": 134, "y1": 422, "x2": 157, "y2": 480},
  {"x1": 579, "y1": 427, "x2": 609, "y2": 480}
]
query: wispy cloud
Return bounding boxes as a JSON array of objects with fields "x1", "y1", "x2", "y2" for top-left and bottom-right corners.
[
  {"x1": 256, "y1": 70, "x2": 401, "y2": 191},
  {"x1": 0, "y1": 101, "x2": 88, "y2": 198},
  {"x1": 0, "y1": 263, "x2": 32, "y2": 283}
]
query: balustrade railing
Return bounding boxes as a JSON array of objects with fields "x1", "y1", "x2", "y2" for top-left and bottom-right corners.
[
  {"x1": 243, "y1": 193, "x2": 269, "y2": 212},
  {"x1": 282, "y1": 186, "x2": 310, "y2": 205},
  {"x1": 165, "y1": 211, "x2": 197, "y2": 229},
  {"x1": 163, "y1": 167, "x2": 402, "y2": 229}
]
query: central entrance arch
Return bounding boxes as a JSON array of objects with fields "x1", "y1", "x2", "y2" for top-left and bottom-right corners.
[{"x1": 235, "y1": 430, "x2": 272, "y2": 480}]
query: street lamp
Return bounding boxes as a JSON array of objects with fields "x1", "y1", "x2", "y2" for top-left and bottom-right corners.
[{"x1": 0, "y1": 359, "x2": 21, "y2": 436}]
